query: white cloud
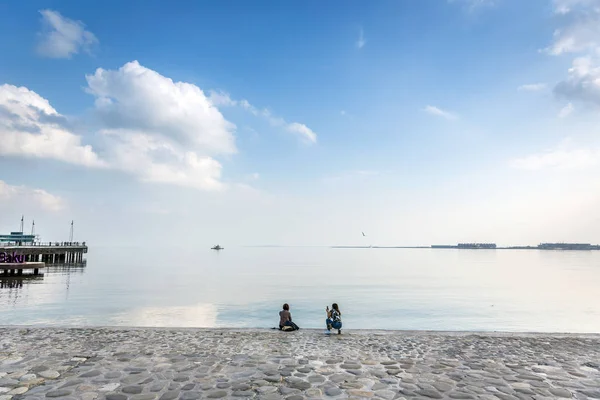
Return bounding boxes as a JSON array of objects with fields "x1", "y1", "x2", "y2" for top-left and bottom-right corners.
[
  {"x1": 99, "y1": 129, "x2": 225, "y2": 191},
  {"x1": 423, "y1": 105, "x2": 459, "y2": 120},
  {"x1": 558, "y1": 102, "x2": 575, "y2": 117},
  {"x1": 208, "y1": 90, "x2": 237, "y2": 107},
  {"x1": 555, "y1": 56, "x2": 600, "y2": 104},
  {"x1": 286, "y1": 122, "x2": 317, "y2": 144},
  {"x1": 0, "y1": 61, "x2": 237, "y2": 191},
  {"x1": 544, "y1": 18, "x2": 600, "y2": 55},
  {"x1": 82, "y1": 61, "x2": 242, "y2": 190},
  {"x1": 0, "y1": 84, "x2": 105, "y2": 167},
  {"x1": 36, "y1": 9, "x2": 98, "y2": 59},
  {"x1": 1, "y1": 61, "x2": 313, "y2": 191},
  {"x1": 544, "y1": 1, "x2": 600, "y2": 55},
  {"x1": 209, "y1": 90, "x2": 318, "y2": 144},
  {"x1": 518, "y1": 83, "x2": 548, "y2": 91},
  {"x1": 510, "y1": 142, "x2": 599, "y2": 170},
  {"x1": 0, "y1": 180, "x2": 65, "y2": 212},
  {"x1": 86, "y1": 61, "x2": 237, "y2": 155},
  {"x1": 356, "y1": 28, "x2": 366, "y2": 49},
  {"x1": 553, "y1": 0, "x2": 600, "y2": 15},
  {"x1": 545, "y1": 0, "x2": 600, "y2": 107}
]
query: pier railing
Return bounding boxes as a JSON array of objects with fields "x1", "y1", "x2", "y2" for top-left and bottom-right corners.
[{"x1": 0, "y1": 241, "x2": 86, "y2": 247}]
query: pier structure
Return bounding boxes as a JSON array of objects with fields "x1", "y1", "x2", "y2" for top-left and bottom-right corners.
[
  {"x1": 1, "y1": 262, "x2": 45, "y2": 276},
  {"x1": 0, "y1": 242, "x2": 88, "y2": 264}
]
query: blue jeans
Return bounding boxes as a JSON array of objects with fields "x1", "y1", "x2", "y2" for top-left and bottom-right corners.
[{"x1": 326, "y1": 318, "x2": 342, "y2": 330}]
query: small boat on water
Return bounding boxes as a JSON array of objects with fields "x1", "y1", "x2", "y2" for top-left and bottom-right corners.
[{"x1": 211, "y1": 245, "x2": 224, "y2": 250}]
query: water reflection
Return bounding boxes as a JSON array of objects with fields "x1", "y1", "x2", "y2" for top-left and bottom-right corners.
[
  {"x1": 0, "y1": 275, "x2": 44, "y2": 289},
  {"x1": 110, "y1": 303, "x2": 218, "y2": 327},
  {"x1": 45, "y1": 261, "x2": 87, "y2": 273},
  {"x1": 0, "y1": 275, "x2": 44, "y2": 308}
]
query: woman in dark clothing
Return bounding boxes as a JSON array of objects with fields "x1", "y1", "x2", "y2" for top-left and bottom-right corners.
[{"x1": 279, "y1": 303, "x2": 294, "y2": 330}]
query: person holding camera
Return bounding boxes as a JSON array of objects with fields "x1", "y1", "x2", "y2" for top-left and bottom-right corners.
[{"x1": 326, "y1": 303, "x2": 342, "y2": 334}]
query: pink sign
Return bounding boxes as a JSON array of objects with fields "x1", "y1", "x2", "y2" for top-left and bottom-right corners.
[{"x1": 0, "y1": 252, "x2": 25, "y2": 263}]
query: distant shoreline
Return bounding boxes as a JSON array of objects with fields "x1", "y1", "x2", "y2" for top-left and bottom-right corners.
[{"x1": 331, "y1": 246, "x2": 600, "y2": 251}]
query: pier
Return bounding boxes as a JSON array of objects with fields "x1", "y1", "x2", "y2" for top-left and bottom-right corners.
[
  {"x1": 0, "y1": 242, "x2": 88, "y2": 264},
  {"x1": 1, "y1": 262, "x2": 45, "y2": 276}
]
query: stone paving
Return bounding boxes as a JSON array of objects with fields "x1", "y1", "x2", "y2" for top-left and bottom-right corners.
[{"x1": 0, "y1": 328, "x2": 599, "y2": 400}]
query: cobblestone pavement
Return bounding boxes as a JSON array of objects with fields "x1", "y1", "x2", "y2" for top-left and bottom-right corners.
[{"x1": 0, "y1": 328, "x2": 599, "y2": 400}]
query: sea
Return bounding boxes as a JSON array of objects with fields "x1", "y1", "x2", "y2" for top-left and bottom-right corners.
[{"x1": 1, "y1": 246, "x2": 599, "y2": 332}]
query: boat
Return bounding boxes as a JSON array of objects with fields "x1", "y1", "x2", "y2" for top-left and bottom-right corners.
[{"x1": 211, "y1": 245, "x2": 223, "y2": 250}]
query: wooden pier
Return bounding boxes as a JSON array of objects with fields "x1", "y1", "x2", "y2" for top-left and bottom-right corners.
[
  {"x1": 1, "y1": 262, "x2": 46, "y2": 276},
  {"x1": 0, "y1": 242, "x2": 88, "y2": 264}
]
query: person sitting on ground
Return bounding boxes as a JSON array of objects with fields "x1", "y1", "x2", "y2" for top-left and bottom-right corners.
[
  {"x1": 279, "y1": 303, "x2": 299, "y2": 331},
  {"x1": 326, "y1": 303, "x2": 342, "y2": 334}
]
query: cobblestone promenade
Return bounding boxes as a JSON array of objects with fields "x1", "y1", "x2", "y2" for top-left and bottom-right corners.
[{"x1": 1, "y1": 328, "x2": 599, "y2": 400}]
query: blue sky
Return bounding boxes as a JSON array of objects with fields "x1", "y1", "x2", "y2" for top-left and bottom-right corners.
[{"x1": 1, "y1": 0, "x2": 600, "y2": 246}]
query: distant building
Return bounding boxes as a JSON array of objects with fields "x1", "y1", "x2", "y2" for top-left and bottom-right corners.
[
  {"x1": 457, "y1": 243, "x2": 497, "y2": 249},
  {"x1": 0, "y1": 232, "x2": 36, "y2": 245},
  {"x1": 432, "y1": 243, "x2": 497, "y2": 249},
  {"x1": 538, "y1": 243, "x2": 600, "y2": 250}
]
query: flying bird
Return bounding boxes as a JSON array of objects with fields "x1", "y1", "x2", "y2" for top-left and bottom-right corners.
[{"x1": 362, "y1": 232, "x2": 366, "y2": 237}]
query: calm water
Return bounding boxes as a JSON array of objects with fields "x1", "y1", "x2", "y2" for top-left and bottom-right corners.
[{"x1": 0, "y1": 247, "x2": 599, "y2": 332}]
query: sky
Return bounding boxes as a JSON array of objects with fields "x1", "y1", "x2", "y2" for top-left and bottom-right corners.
[{"x1": 1, "y1": 0, "x2": 600, "y2": 247}]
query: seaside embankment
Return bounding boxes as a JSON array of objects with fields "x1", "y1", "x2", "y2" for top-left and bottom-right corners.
[{"x1": 0, "y1": 327, "x2": 599, "y2": 399}]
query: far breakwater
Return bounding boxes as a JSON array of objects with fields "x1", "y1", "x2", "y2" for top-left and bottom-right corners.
[{"x1": 334, "y1": 242, "x2": 600, "y2": 250}]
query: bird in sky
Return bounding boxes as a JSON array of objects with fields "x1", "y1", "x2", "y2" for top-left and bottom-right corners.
[{"x1": 362, "y1": 232, "x2": 366, "y2": 237}]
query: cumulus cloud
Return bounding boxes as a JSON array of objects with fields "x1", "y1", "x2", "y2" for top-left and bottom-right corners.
[
  {"x1": 0, "y1": 61, "x2": 237, "y2": 191},
  {"x1": 86, "y1": 61, "x2": 237, "y2": 155},
  {"x1": 36, "y1": 9, "x2": 98, "y2": 58},
  {"x1": 99, "y1": 129, "x2": 225, "y2": 191},
  {"x1": 0, "y1": 180, "x2": 65, "y2": 211},
  {"x1": 555, "y1": 56, "x2": 600, "y2": 104},
  {"x1": 518, "y1": 83, "x2": 548, "y2": 91},
  {"x1": 0, "y1": 84, "x2": 105, "y2": 167},
  {"x1": 544, "y1": 15, "x2": 600, "y2": 55},
  {"x1": 1, "y1": 61, "x2": 313, "y2": 191},
  {"x1": 356, "y1": 28, "x2": 366, "y2": 49},
  {"x1": 546, "y1": 0, "x2": 600, "y2": 106},
  {"x1": 208, "y1": 90, "x2": 318, "y2": 144},
  {"x1": 81, "y1": 61, "x2": 243, "y2": 191},
  {"x1": 423, "y1": 105, "x2": 459, "y2": 120}
]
